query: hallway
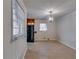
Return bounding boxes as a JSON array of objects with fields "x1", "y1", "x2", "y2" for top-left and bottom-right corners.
[
  {"x1": 24, "y1": 41, "x2": 76, "y2": 59},
  {"x1": 3, "y1": 0, "x2": 76, "y2": 59}
]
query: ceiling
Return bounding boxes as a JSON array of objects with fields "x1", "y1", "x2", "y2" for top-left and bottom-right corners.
[{"x1": 23, "y1": 0, "x2": 76, "y2": 19}]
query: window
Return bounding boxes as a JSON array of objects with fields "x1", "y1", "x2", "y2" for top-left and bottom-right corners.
[
  {"x1": 12, "y1": 0, "x2": 25, "y2": 40},
  {"x1": 13, "y1": 8, "x2": 19, "y2": 36},
  {"x1": 39, "y1": 23, "x2": 47, "y2": 31}
]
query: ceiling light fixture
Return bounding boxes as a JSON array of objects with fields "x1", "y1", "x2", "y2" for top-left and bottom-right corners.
[{"x1": 48, "y1": 10, "x2": 54, "y2": 22}]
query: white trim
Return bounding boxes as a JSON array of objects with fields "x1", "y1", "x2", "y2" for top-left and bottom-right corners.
[
  {"x1": 21, "y1": 46, "x2": 27, "y2": 59},
  {"x1": 58, "y1": 40, "x2": 76, "y2": 50}
]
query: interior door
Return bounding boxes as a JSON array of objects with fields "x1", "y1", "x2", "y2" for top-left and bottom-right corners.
[
  {"x1": 27, "y1": 18, "x2": 35, "y2": 42},
  {"x1": 27, "y1": 25, "x2": 34, "y2": 42}
]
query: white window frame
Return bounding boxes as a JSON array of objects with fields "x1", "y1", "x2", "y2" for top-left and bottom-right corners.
[{"x1": 39, "y1": 23, "x2": 47, "y2": 31}]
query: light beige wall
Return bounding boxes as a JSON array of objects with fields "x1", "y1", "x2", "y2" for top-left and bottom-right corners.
[
  {"x1": 34, "y1": 19, "x2": 56, "y2": 41},
  {"x1": 3, "y1": 0, "x2": 27, "y2": 59}
]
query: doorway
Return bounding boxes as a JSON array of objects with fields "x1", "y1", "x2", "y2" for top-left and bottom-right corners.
[
  {"x1": 27, "y1": 18, "x2": 35, "y2": 42},
  {"x1": 27, "y1": 25, "x2": 34, "y2": 42}
]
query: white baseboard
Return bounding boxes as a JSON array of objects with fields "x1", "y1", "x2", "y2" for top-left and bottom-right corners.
[
  {"x1": 58, "y1": 40, "x2": 76, "y2": 50},
  {"x1": 21, "y1": 46, "x2": 27, "y2": 59}
]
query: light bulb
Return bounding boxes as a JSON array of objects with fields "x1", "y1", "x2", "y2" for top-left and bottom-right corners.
[{"x1": 48, "y1": 17, "x2": 54, "y2": 21}]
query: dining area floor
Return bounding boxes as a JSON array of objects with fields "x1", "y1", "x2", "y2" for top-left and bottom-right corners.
[{"x1": 24, "y1": 41, "x2": 76, "y2": 59}]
